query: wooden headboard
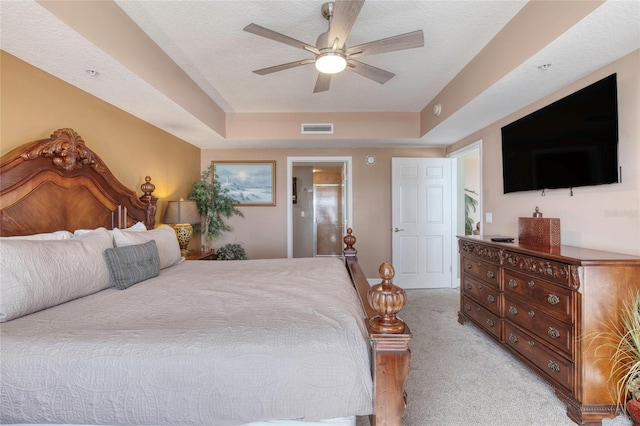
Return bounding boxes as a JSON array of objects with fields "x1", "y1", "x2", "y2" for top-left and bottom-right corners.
[{"x1": 0, "y1": 128, "x2": 157, "y2": 236}]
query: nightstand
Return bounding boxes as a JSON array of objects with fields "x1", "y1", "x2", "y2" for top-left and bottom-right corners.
[{"x1": 185, "y1": 250, "x2": 217, "y2": 260}]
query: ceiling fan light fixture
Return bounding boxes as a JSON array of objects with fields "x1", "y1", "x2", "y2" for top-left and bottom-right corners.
[{"x1": 315, "y1": 52, "x2": 347, "y2": 74}]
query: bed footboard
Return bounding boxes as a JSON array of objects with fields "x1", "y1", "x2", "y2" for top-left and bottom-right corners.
[{"x1": 343, "y1": 229, "x2": 412, "y2": 426}]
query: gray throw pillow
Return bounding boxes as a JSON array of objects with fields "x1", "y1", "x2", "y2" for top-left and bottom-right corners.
[{"x1": 103, "y1": 240, "x2": 160, "y2": 290}]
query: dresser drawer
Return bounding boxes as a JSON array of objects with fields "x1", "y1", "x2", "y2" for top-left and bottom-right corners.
[
  {"x1": 504, "y1": 322, "x2": 574, "y2": 393},
  {"x1": 503, "y1": 269, "x2": 572, "y2": 322},
  {"x1": 462, "y1": 255, "x2": 500, "y2": 287},
  {"x1": 502, "y1": 251, "x2": 573, "y2": 287},
  {"x1": 462, "y1": 295, "x2": 501, "y2": 339},
  {"x1": 504, "y1": 295, "x2": 573, "y2": 357},
  {"x1": 462, "y1": 276, "x2": 500, "y2": 315}
]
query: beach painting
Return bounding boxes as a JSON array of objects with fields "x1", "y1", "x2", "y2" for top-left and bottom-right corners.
[{"x1": 213, "y1": 161, "x2": 275, "y2": 206}]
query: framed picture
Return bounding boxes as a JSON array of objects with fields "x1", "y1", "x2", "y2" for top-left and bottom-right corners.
[{"x1": 212, "y1": 161, "x2": 276, "y2": 206}]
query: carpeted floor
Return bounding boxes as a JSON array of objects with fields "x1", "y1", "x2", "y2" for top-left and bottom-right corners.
[{"x1": 357, "y1": 289, "x2": 632, "y2": 426}]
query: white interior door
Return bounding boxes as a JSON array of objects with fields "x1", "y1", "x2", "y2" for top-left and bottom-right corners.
[{"x1": 392, "y1": 157, "x2": 452, "y2": 289}]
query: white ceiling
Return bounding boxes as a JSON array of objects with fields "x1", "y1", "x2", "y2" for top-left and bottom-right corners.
[{"x1": 1, "y1": 1, "x2": 639, "y2": 149}]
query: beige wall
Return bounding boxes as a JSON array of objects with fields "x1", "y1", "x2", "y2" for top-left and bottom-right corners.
[
  {"x1": 447, "y1": 49, "x2": 640, "y2": 256},
  {"x1": 201, "y1": 147, "x2": 445, "y2": 276},
  {"x1": 1, "y1": 51, "x2": 201, "y2": 247},
  {"x1": 227, "y1": 112, "x2": 420, "y2": 140}
]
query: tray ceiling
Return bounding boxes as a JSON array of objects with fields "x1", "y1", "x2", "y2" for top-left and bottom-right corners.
[{"x1": 1, "y1": 1, "x2": 638, "y2": 149}]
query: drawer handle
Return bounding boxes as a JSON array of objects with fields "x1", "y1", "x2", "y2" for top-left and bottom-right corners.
[
  {"x1": 487, "y1": 271, "x2": 495, "y2": 279},
  {"x1": 486, "y1": 319, "x2": 495, "y2": 328},
  {"x1": 466, "y1": 262, "x2": 472, "y2": 269},
  {"x1": 476, "y1": 307, "x2": 481, "y2": 312},
  {"x1": 465, "y1": 303, "x2": 471, "y2": 311},
  {"x1": 508, "y1": 333, "x2": 518, "y2": 344},
  {"x1": 528, "y1": 340, "x2": 536, "y2": 347},
  {"x1": 548, "y1": 327, "x2": 560, "y2": 339},
  {"x1": 548, "y1": 294, "x2": 560, "y2": 305},
  {"x1": 508, "y1": 279, "x2": 518, "y2": 288},
  {"x1": 548, "y1": 360, "x2": 560, "y2": 373},
  {"x1": 487, "y1": 295, "x2": 495, "y2": 303},
  {"x1": 466, "y1": 283, "x2": 472, "y2": 290},
  {"x1": 508, "y1": 306, "x2": 518, "y2": 315},
  {"x1": 528, "y1": 310, "x2": 536, "y2": 319},
  {"x1": 527, "y1": 280, "x2": 535, "y2": 288}
]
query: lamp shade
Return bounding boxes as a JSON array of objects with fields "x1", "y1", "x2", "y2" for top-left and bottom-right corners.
[{"x1": 163, "y1": 200, "x2": 200, "y2": 225}]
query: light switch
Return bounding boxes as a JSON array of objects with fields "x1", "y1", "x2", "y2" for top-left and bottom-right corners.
[
  {"x1": 485, "y1": 212, "x2": 493, "y2": 223},
  {"x1": 301, "y1": 211, "x2": 305, "y2": 217}
]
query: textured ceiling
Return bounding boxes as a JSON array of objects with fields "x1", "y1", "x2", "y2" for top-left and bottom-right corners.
[
  {"x1": 1, "y1": 1, "x2": 639, "y2": 149},
  {"x1": 115, "y1": 0, "x2": 525, "y2": 113}
]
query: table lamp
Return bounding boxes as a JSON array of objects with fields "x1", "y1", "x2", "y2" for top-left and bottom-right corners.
[{"x1": 163, "y1": 199, "x2": 201, "y2": 255}]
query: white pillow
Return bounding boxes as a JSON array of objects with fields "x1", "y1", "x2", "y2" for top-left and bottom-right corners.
[
  {"x1": 125, "y1": 221, "x2": 149, "y2": 232},
  {"x1": 112, "y1": 225, "x2": 182, "y2": 269},
  {"x1": 73, "y1": 221, "x2": 147, "y2": 237},
  {"x1": 0, "y1": 228, "x2": 113, "y2": 322},
  {"x1": 0, "y1": 230, "x2": 74, "y2": 240}
]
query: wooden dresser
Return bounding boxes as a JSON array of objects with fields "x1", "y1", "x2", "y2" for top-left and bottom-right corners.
[{"x1": 457, "y1": 235, "x2": 640, "y2": 425}]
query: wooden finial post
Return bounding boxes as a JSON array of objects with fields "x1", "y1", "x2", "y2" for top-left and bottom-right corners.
[
  {"x1": 140, "y1": 176, "x2": 155, "y2": 198},
  {"x1": 343, "y1": 227, "x2": 358, "y2": 257},
  {"x1": 367, "y1": 261, "x2": 407, "y2": 333},
  {"x1": 139, "y1": 176, "x2": 158, "y2": 229}
]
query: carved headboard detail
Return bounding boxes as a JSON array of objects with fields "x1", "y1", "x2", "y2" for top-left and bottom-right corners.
[
  {"x1": 0, "y1": 128, "x2": 157, "y2": 236},
  {"x1": 20, "y1": 128, "x2": 107, "y2": 172}
]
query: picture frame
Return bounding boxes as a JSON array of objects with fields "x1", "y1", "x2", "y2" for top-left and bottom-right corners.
[{"x1": 212, "y1": 160, "x2": 276, "y2": 206}]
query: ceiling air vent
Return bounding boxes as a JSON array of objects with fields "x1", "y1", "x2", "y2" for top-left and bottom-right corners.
[{"x1": 301, "y1": 123, "x2": 334, "y2": 134}]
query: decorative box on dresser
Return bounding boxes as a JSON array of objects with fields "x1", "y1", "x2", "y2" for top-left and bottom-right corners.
[{"x1": 457, "y1": 235, "x2": 640, "y2": 425}]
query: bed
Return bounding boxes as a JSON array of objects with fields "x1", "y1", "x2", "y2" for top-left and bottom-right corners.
[{"x1": 0, "y1": 129, "x2": 412, "y2": 426}]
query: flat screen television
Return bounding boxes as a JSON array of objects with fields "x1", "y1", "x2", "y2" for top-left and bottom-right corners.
[{"x1": 501, "y1": 73, "x2": 619, "y2": 194}]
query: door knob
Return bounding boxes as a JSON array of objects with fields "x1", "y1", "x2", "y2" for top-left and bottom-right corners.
[{"x1": 394, "y1": 227, "x2": 405, "y2": 232}]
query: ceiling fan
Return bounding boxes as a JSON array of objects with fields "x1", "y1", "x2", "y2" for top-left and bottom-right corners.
[{"x1": 243, "y1": 0, "x2": 424, "y2": 93}]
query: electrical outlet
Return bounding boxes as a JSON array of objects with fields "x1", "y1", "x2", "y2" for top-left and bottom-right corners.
[{"x1": 486, "y1": 212, "x2": 493, "y2": 223}]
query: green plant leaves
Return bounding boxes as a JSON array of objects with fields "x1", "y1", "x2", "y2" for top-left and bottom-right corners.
[
  {"x1": 465, "y1": 188, "x2": 479, "y2": 235},
  {"x1": 188, "y1": 164, "x2": 244, "y2": 241},
  {"x1": 216, "y1": 243, "x2": 247, "y2": 260}
]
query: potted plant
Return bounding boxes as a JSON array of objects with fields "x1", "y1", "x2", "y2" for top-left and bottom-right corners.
[
  {"x1": 189, "y1": 164, "x2": 244, "y2": 247},
  {"x1": 216, "y1": 242, "x2": 247, "y2": 260},
  {"x1": 464, "y1": 188, "x2": 479, "y2": 236},
  {"x1": 595, "y1": 290, "x2": 640, "y2": 422}
]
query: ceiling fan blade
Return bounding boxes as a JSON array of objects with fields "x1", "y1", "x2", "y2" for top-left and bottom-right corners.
[
  {"x1": 347, "y1": 30, "x2": 424, "y2": 58},
  {"x1": 347, "y1": 60, "x2": 395, "y2": 84},
  {"x1": 313, "y1": 73, "x2": 332, "y2": 93},
  {"x1": 253, "y1": 59, "x2": 315, "y2": 75},
  {"x1": 244, "y1": 23, "x2": 320, "y2": 55},
  {"x1": 327, "y1": 0, "x2": 364, "y2": 49}
]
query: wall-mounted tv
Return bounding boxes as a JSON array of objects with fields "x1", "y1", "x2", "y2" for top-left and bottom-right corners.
[{"x1": 501, "y1": 73, "x2": 619, "y2": 194}]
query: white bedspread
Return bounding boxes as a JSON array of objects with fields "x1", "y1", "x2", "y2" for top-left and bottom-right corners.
[{"x1": 0, "y1": 257, "x2": 373, "y2": 425}]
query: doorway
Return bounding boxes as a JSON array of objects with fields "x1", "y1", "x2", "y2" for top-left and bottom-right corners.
[
  {"x1": 287, "y1": 157, "x2": 353, "y2": 258},
  {"x1": 448, "y1": 141, "x2": 482, "y2": 287}
]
